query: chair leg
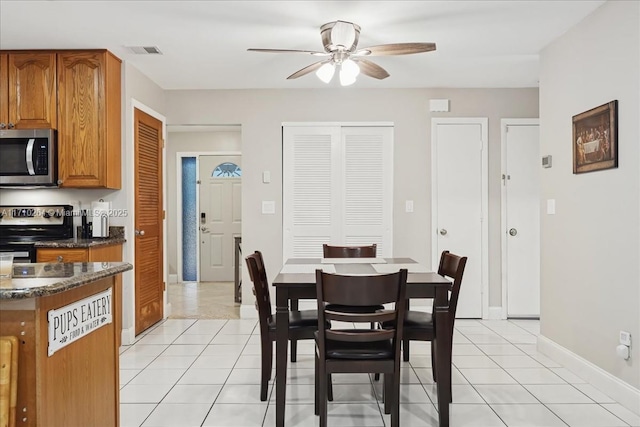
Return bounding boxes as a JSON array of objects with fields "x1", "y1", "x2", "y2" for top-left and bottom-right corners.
[
  {"x1": 383, "y1": 373, "x2": 392, "y2": 415},
  {"x1": 319, "y1": 360, "x2": 328, "y2": 427},
  {"x1": 290, "y1": 340, "x2": 297, "y2": 362},
  {"x1": 374, "y1": 373, "x2": 380, "y2": 381},
  {"x1": 431, "y1": 340, "x2": 437, "y2": 382},
  {"x1": 260, "y1": 341, "x2": 272, "y2": 402},
  {"x1": 391, "y1": 372, "x2": 400, "y2": 427},
  {"x1": 315, "y1": 354, "x2": 320, "y2": 415},
  {"x1": 327, "y1": 374, "x2": 333, "y2": 401},
  {"x1": 403, "y1": 338, "x2": 410, "y2": 362}
]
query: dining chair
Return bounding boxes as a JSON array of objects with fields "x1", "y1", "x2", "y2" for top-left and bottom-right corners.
[
  {"x1": 322, "y1": 244, "x2": 382, "y2": 329},
  {"x1": 383, "y1": 250, "x2": 467, "y2": 399},
  {"x1": 246, "y1": 251, "x2": 332, "y2": 401},
  {"x1": 314, "y1": 269, "x2": 407, "y2": 427},
  {"x1": 322, "y1": 243, "x2": 377, "y2": 258}
]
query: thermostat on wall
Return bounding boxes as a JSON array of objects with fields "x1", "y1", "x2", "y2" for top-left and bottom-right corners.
[{"x1": 542, "y1": 155, "x2": 552, "y2": 168}]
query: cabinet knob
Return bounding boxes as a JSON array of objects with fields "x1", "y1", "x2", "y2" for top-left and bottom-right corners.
[
  {"x1": 0, "y1": 123, "x2": 5, "y2": 129},
  {"x1": 57, "y1": 255, "x2": 63, "y2": 262},
  {"x1": 135, "y1": 229, "x2": 145, "y2": 236},
  {"x1": 8, "y1": 123, "x2": 15, "y2": 129}
]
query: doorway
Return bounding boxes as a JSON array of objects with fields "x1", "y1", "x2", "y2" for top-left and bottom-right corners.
[
  {"x1": 431, "y1": 118, "x2": 488, "y2": 319},
  {"x1": 168, "y1": 126, "x2": 242, "y2": 319},
  {"x1": 501, "y1": 119, "x2": 540, "y2": 318}
]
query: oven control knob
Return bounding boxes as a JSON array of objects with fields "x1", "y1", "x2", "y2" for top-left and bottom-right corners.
[
  {"x1": 43, "y1": 212, "x2": 51, "y2": 219},
  {"x1": 54, "y1": 212, "x2": 62, "y2": 219}
]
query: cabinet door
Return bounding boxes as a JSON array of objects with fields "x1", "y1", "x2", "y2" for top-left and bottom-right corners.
[
  {"x1": 0, "y1": 54, "x2": 7, "y2": 126},
  {"x1": 57, "y1": 51, "x2": 121, "y2": 189},
  {"x1": 37, "y1": 248, "x2": 89, "y2": 263},
  {"x1": 8, "y1": 52, "x2": 57, "y2": 129}
]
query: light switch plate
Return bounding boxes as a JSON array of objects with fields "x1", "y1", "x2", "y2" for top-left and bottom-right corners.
[
  {"x1": 262, "y1": 171, "x2": 271, "y2": 184},
  {"x1": 262, "y1": 201, "x2": 275, "y2": 214},
  {"x1": 547, "y1": 199, "x2": 556, "y2": 215}
]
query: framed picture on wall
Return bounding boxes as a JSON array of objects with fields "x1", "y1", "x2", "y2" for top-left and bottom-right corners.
[{"x1": 572, "y1": 100, "x2": 618, "y2": 174}]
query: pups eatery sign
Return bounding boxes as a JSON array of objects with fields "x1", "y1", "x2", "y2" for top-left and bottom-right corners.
[{"x1": 47, "y1": 288, "x2": 112, "y2": 356}]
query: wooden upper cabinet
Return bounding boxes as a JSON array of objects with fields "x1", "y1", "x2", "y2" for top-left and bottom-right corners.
[
  {"x1": 57, "y1": 50, "x2": 121, "y2": 189},
  {"x1": 0, "y1": 52, "x2": 57, "y2": 129}
]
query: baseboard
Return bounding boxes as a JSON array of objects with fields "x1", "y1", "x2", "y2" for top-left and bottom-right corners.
[
  {"x1": 121, "y1": 326, "x2": 136, "y2": 346},
  {"x1": 168, "y1": 274, "x2": 178, "y2": 283},
  {"x1": 487, "y1": 306, "x2": 504, "y2": 320},
  {"x1": 240, "y1": 304, "x2": 258, "y2": 319},
  {"x1": 538, "y1": 335, "x2": 640, "y2": 415},
  {"x1": 165, "y1": 302, "x2": 172, "y2": 318}
]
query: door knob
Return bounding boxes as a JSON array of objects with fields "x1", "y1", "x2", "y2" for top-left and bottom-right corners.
[
  {"x1": 201, "y1": 226, "x2": 209, "y2": 233},
  {"x1": 135, "y1": 229, "x2": 145, "y2": 236},
  {"x1": 509, "y1": 228, "x2": 518, "y2": 236},
  {"x1": 439, "y1": 229, "x2": 447, "y2": 236}
]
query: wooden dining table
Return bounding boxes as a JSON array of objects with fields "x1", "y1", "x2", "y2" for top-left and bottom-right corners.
[{"x1": 272, "y1": 257, "x2": 453, "y2": 427}]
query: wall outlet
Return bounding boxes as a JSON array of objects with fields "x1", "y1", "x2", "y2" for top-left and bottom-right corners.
[
  {"x1": 405, "y1": 200, "x2": 414, "y2": 213},
  {"x1": 619, "y1": 331, "x2": 631, "y2": 346}
]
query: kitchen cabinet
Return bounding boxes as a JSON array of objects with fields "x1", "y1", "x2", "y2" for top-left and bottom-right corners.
[
  {"x1": 0, "y1": 51, "x2": 57, "y2": 129},
  {"x1": 57, "y1": 50, "x2": 122, "y2": 189},
  {"x1": 37, "y1": 243, "x2": 124, "y2": 346}
]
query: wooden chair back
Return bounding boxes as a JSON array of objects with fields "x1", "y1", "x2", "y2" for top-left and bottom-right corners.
[
  {"x1": 315, "y1": 270, "x2": 407, "y2": 350},
  {"x1": 0, "y1": 336, "x2": 19, "y2": 427},
  {"x1": 245, "y1": 251, "x2": 273, "y2": 336},
  {"x1": 436, "y1": 250, "x2": 468, "y2": 325},
  {"x1": 323, "y1": 244, "x2": 377, "y2": 258}
]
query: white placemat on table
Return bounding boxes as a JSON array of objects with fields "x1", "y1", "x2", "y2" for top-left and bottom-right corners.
[
  {"x1": 372, "y1": 263, "x2": 430, "y2": 274},
  {"x1": 320, "y1": 257, "x2": 386, "y2": 264},
  {"x1": 279, "y1": 264, "x2": 336, "y2": 274}
]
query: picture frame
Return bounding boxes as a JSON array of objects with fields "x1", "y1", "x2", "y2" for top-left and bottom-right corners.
[{"x1": 572, "y1": 100, "x2": 618, "y2": 174}]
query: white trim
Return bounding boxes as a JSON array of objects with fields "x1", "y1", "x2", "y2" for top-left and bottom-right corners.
[
  {"x1": 129, "y1": 99, "x2": 168, "y2": 331},
  {"x1": 175, "y1": 151, "x2": 242, "y2": 283},
  {"x1": 538, "y1": 335, "x2": 640, "y2": 415},
  {"x1": 121, "y1": 326, "x2": 136, "y2": 346},
  {"x1": 168, "y1": 274, "x2": 178, "y2": 284},
  {"x1": 500, "y1": 118, "x2": 540, "y2": 319},
  {"x1": 282, "y1": 121, "x2": 394, "y2": 127},
  {"x1": 487, "y1": 306, "x2": 504, "y2": 320},
  {"x1": 431, "y1": 117, "x2": 489, "y2": 319}
]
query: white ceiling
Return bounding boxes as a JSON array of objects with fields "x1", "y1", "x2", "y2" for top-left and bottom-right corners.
[{"x1": 0, "y1": 0, "x2": 605, "y2": 90}]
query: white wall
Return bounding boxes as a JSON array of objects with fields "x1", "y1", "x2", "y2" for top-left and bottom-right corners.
[
  {"x1": 539, "y1": 0, "x2": 639, "y2": 389},
  {"x1": 165, "y1": 88, "x2": 539, "y2": 317},
  {"x1": 166, "y1": 129, "x2": 242, "y2": 277}
]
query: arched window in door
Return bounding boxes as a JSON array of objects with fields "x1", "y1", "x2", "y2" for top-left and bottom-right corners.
[{"x1": 212, "y1": 162, "x2": 242, "y2": 177}]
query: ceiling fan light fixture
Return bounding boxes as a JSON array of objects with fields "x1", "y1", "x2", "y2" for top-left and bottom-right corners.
[
  {"x1": 342, "y1": 59, "x2": 360, "y2": 78},
  {"x1": 340, "y1": 60, "x2": 360, "y2": 86},
  {"x1": 316, "y1": 62, "x2": 335, "y2": 83}
]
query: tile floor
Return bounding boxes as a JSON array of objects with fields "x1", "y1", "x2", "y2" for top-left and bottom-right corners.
[
  {"x1": 119, "y1": 318, "x2": 640, "y2": 427},
  {"x1": 168, "y1": 282, "x2": 240, "y2": 319}
]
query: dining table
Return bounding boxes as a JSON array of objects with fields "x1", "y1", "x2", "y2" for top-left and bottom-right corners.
[{"x1": 272, "y1": 257, "x2": 453, "y2": 427}]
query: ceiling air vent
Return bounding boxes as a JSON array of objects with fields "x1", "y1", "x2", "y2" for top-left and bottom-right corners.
[{"x1": 127, "y1": 46, "x2": 163, "y2": 55}]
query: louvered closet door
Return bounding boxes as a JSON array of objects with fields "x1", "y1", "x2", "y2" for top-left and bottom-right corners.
[
  {"x1": 341, "y1": 127, "x2": 393, "y2": 257},
  {"x1": 134, "y1": 108, "x2": 164, "y2": 335},
  {"x1": 283, "y1": 125, "x2": 393, "y2": 259},
  {"x1": 283, "y1": 126, "x2": 341, "y2": 258}
]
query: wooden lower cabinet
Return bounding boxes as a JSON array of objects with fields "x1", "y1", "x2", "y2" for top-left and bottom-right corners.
[
  {"x1": 37, "y1": 244, "x2": 123, "y2": 346},
  {"x1": 0, "y1": 276, "x2": 120, "y2": 427}
]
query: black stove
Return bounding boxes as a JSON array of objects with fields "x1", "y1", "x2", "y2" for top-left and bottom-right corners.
[{"x1": 0, "y1": 205, "x2": 74, "y2": 262}]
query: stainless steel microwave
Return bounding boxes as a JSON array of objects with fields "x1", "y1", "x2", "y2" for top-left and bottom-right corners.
[{"x1": 0, "y1": 129, "x2": 57, "y2": 186}]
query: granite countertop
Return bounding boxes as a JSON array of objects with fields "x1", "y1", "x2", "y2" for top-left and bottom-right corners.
[
  {"x1": 34, "y1": 236, "x2": 126, "y2": 249},
  {"x1": 0, "y1": 262, "x2": 133, "y2": 299}
]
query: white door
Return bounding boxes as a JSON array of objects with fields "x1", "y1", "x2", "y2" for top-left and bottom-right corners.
[
  {"x1": 283, "y1": 124, "x2": 393, "y2": 259},
  {"x1": 502, "y1": 120, "x2": 540, "y2": 318},
  {"x1": 199, "y1": 155, "x2": 241, "y2": 282},
  {"x1": 432, "y1": 118, "x2": 488, "y2": 319}
]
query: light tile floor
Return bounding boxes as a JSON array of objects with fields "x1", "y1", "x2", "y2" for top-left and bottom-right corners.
[{"x1": 119, "y1": 319, "x2": 640, "y2": 427}]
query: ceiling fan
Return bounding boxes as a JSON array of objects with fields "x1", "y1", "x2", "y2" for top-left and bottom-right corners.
[{"x1": 248, "y1": 20, "x2": 436, "y2": 86}]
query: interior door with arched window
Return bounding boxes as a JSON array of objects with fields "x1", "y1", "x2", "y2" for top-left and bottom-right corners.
[{"x1": 198, "y1": 155, "x2": 242, "y2": 282}]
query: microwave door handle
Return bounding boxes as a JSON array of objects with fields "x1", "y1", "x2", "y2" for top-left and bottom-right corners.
[{"x1": 26, "y1": 138, "x2": 36, "y2": 175}]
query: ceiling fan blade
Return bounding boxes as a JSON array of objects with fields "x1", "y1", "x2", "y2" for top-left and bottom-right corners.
[
  {"x1": 248, "y1": 48, "x2": 329, "y2": 57},
  {"x1": 287, "y1": 60, "x2": 329, "y2": 79},
  {"x1": 356, "y1": 59, "x2": 390, "y2": 80},
  {"x1": 354, "y1": 43, "x2": 436, "y2": 56}
]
